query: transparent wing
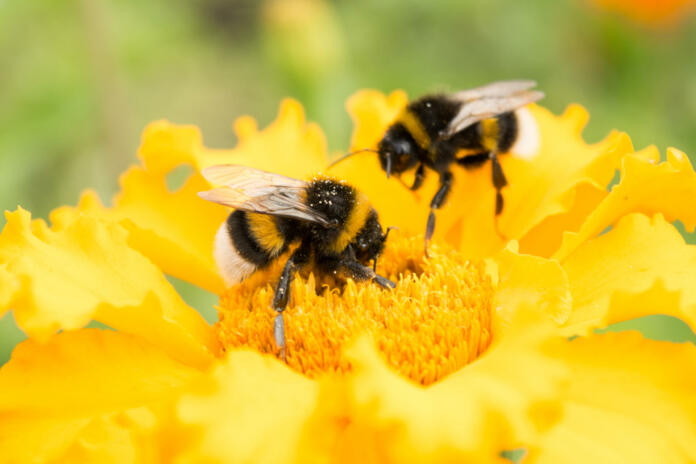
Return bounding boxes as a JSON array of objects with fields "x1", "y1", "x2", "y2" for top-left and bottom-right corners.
[
  {"x1": 198, "y1": 164, "x2": 330, "y2": 225},
  {"x1": 451, "y1": 80, "x2": 538, "y2": 102},
  {"x1": 444, "y1": 89, "x2": 545, "y2": 138},
  {"x1": 201, "y1": 164, "x2": 307, "y2": 192}
]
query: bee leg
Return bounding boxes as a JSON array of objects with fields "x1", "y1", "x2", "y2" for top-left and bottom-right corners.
[
  {"x1": 489, "y1": 152, "x2": 508, "y2": 238},
  {"x1": 341, "y1": 256, "x2": 396, "y2": 289},
  {"x1": 411, "y1": 164, "x2": 426, "y2": 190},
  {"x1": 272, "y1": 243, "x2": 311, "y2": 362},
  {"x1": 489, "y1": 152, "x2": 508, "y2": 214},
  {"x1": 272, "y1": 258, "x2": 295, "y2": 362},
  {"x1": 425, "y1": 212, "x2": 435, "y2": 258},
  {"x1": 425, "y1": 171, "x2": 453, "y2": 257},
  {"x1": 273, "y1": 313, "x2": 286, "y2": 362}
]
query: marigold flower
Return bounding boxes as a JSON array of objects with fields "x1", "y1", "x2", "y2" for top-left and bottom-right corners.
[{"x1": 1, "y1": 91, "x2": 696, "y2": 463}]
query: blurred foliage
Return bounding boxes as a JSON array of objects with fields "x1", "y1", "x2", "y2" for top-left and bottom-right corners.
[{"x1": 1, "y1": 0, "x2": 695, "y2": 363}]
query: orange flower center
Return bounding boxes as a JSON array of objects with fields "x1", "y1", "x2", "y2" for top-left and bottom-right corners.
[{"x1": 215, "y1": 233, "x2": 494, "y2": 385}]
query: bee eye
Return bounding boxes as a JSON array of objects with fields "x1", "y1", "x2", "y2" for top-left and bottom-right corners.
[{"x1": 393, "y1": 140, "x2": 411, "y2": 156}]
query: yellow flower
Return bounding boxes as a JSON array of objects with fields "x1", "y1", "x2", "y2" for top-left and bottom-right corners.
[{"x1": 1, "y1": 91, "x2": 696, "y2": 463}]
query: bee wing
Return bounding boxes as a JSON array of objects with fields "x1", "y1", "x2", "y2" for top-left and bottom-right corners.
[
  {"x1": 443, "y1": 89, "x2": 545, "y2": 138},
  {"x1": 201, "y1": 164, "x2": 307, "y2": 191},
  {"x1": 199, "y1": 187, "x2": 331, "y2": 225},
  {"x1": 198, "y1": 164, "x2": 331, "y2": 226},
  {"x1": 451, "y1": 80, "x2": 538, "y2": 101}
]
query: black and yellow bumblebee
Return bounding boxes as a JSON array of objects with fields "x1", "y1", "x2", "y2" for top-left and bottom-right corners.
[
  {"x1": 332, "y1": 80, "x2": 544, "y2": 252},
  {"x1": 198, "y1": 165, "x2": 395, "y2": 359}
]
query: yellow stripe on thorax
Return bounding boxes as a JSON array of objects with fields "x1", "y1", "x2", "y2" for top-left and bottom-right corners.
[
  {"x1": 480, "y1": 118, "x2": 500, "y2": 152},
  {"x1": 247, "y1": 213, "x2": 286, "y2": 256},
  {"x1": 455, "y1": 147, "x2": 485, "y2": 158},
  {"x1": 328, "y1": 190, "x2": 372, "y2": 254},
  {"x1": 398, "y1": 109, "x2": 431, "y2": 150}
]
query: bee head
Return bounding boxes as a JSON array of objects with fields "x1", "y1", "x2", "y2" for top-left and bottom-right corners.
[
  {"x1": 353, "y1": 211, "x2": 387, "y2": 266},
  {"x1": 378, "y1": 128, "x2": 419, "y2": 178}
]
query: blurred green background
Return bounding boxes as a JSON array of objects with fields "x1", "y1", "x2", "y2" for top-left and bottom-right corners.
[{"x1": 2, "y1": 0, "x2": 695, "y2": 364}]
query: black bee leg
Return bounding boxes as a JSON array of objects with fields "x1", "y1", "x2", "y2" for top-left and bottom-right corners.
[
  {"x1": 425, "y1": 171, "x2": 453, "y2": 257},
  {"x1": 411, "y1": 164, "x2": 426, "y2": 190},
  {"x1": 341, "y1": 254, "x2": 396, "y2": 289},
  {"x1": 273, "y1": 313, "x2": 287, "y2": 361},
  {"x1": 271, "y1": 242, "x2": 311, "y2": 362},
  {"x1": 489, "y1": 152, "x2": 508, "y2": 214},
  {"x1": 425, "y1": 212, "x2": 435, "y2": 257},
  {"x1": 489, "y1": 152, "x2": 508, "y2": 238},
  {"x1": 271, "y1": 257, "x2": 295, "y2": 362}
]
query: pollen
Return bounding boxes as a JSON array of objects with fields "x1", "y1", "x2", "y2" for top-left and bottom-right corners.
[{"x1": 215, "y1": 233, "x2": 494, "y2": 385}]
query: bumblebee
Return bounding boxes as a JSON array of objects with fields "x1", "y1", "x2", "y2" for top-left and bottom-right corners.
[
  {"x1": 198, "y1": 165, "x2": 395, "y2": 360},
  {"x1": 332, "y1": 80, "x2": 544, "y2": 253}
]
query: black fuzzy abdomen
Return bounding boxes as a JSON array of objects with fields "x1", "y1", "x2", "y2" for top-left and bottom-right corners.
[
  {"x1": 495, "y1": 111, "x2": 518, "y2": 153},
  {"x1": 226, "y1": 211, "x2": 274, "y2": 268},
  {"x1": 448, "y1": 123, "x2": 485, "y2": 150},
  {"x1": 447, "y1": 111, "x2": 519, "y2": 154}
]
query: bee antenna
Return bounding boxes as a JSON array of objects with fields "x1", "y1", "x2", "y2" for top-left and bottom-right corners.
[
  {"x1": 327, "y1": 148, "x2": 379, "y2": 169},
  {"x1": 373, "y1": 226, "x2": 399, "y2": 272},
  {"x1": 383, "y1": 226, "x2": 398, "y2": 241}
]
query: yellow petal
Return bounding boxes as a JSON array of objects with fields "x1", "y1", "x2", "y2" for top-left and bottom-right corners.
[
  {"x1": 137, "y1": 121, "x2": 205, "y2": 175},
  {"x1": 499, "y1": 111, "x2": 631, "y2": 240},
  {"x1": 48, "y1": 189, "x2": 104, "y2": 231},
  {"x1": 331, "y1": 312, "x2": 565, "y2": 463},
  {"x1": 0, "y1": 329, "x2": 198, "y2": 413},
  {"x1": 53, "y1": 100, "x2": 330, "y2": 293},
  {"x1": 0, "y1": 264, "x2": 18, "y2": 318},
  {"x1": 337, "y1": 90, "x2": 634, "y2": 258},
  {"x1": 0, "y1": 330, "x2": 197, "y2": 463},
  {"x1": 0, "y1": 415, "x2": 91, "y2": 464},
  {"x1": 112, "y1": 167, "x2": 227, "y2": 295},
  {"x1": 494, "y1": 242, "x2": 572, "y2": 325},
  {"x1": 203, "y1": 99, "x2": 329, "y2": 177},
  {"x1": 346, "y1": 89, "x2": 409, "y2": 151},
  {"x1": 518, "y1": 181, "x2": 607, "y2": 258},
  {"x1": 138, "y1": 100, "x2": 328, "y2": 178},
  {"x1": 51, "y1": 414, "x2": 139, "y2": 464},
  {"x1": 529, "y1": 332, "x2": 696, "y2": 463},
  {"x1": 555, "y1": 148, "x2": 696, "y2": 261},
  {"x1": 0, "y1": 208, "x2": 217, "y2": 367},
  {"x1": 174, "y1": 315, "x2": 564, "y2": 463},
  {"x1": 561, "y1": 213, "x2": 696, "y2": 334},
  {"x1": 175, "y1": 350, "x2": 323, "y2": 464},
  {"x1": 50, "y1": 175, "x2": 227, "y2": 295},
  {"x1": 604, "y1": 279, "x2": 687, "y2": 328},
  {"x1": 39, "y1": 408, "x2": 161, "y2": 464},
  {"x1": 141, "y1": 100, "x2": 328, "y2": 178},
  {"x1": 0, "y1": 408, "x2": 160, "y2": 464}
]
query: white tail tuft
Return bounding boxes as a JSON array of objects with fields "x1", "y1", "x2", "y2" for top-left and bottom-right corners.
[{"x1": 213, "y1": 222, "x2": 257, "y2": 287}]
